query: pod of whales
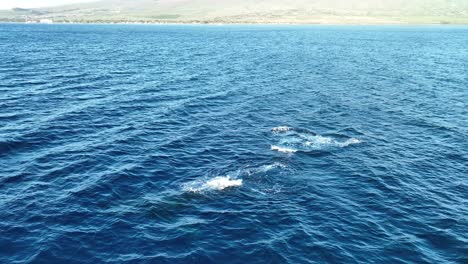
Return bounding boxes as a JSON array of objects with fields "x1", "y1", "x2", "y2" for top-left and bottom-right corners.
[{"x1": 183, "y1": 126, "x2": 361, "y2": 192}]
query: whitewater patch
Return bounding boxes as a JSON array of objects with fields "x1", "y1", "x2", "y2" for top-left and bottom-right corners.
[
  {"x1": 205, "y1": 176, "x2": 242, "y2": 190},
  {"x1": 183, "y1": 176, "x2": 242, "y2": 193},
  {"x1": 304, "y1": 135, "x2": 362, "y2": 148},
  {"x1": 271, "y1": 145, "x2": 297, "y2": 153},
  {"x1": 182, "y1": 163, "x2": 289, "y2": 193},
  {"x1": 271, "y1": 126, "x2": 362, "y2": 153}
]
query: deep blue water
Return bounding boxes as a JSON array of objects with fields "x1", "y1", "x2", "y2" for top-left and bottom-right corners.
[{"x1": 0, "y1": 24, "x2": 467, "y2": 263}]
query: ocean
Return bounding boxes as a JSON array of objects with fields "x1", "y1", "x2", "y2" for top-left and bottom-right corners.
[{"x1": 0, "y1": 24, "x2": 467, "y2": 263}]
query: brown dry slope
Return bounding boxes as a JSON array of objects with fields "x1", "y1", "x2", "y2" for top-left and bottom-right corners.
[{"x1": 1, "y1": 0, "x2": 468, "y2": 24}]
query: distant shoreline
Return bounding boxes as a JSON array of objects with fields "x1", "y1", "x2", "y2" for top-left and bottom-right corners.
[
  {"x1": 2, "y1": 1, "x2": 467, "y2": 27},
  {"x1": 1, "y1": 21, "x2": 467, "y2": 26}
]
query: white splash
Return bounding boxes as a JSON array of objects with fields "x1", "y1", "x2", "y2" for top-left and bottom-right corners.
[
  {"x1": 205, "y1": 176, "x2": 242, "y2": 190},
  {"x1": 271, "y1": 145, "x2": 297, "y2": 153},
  {"x1": 183, "y1": 176, "x2": 242, "y2": 193}
]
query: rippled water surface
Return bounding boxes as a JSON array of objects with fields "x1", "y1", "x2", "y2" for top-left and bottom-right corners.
[{"x1": 0, "y1": 24, "x2": 467, "y2": 263}]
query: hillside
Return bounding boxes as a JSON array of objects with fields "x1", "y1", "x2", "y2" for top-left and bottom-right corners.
[{"x1": 1, "y1": 0, "x2": 468, "y2": 24}]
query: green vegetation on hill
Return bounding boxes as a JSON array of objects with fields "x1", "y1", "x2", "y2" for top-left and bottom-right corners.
[{"x1": 1, "y1": 0, "x2": 468, "y2": 24}]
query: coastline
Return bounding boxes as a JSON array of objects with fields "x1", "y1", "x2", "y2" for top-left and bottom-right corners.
[{"x1": 1, "y1": 20, "x2": 468, "y2": 26}]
